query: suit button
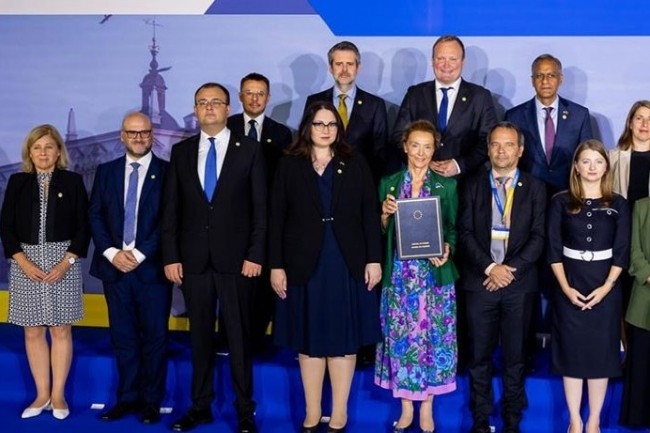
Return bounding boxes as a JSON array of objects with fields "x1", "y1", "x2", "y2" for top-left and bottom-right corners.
[{"x1": 205, "y1": 225, "x2": 209, "y2": 230}]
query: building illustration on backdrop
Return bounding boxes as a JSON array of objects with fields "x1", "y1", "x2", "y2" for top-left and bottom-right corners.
[{"x1": 0, "y1": 31, "x2": 197, "y2": 291}]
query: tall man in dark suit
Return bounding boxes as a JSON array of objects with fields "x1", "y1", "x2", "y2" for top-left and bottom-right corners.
[
  {"x1": 305, "y1": 40, "x2": 391, "y2": 182},
  {"x1": 505, "y1": 54, "x2": 593, "y2": 196},
  {"x1": 228, "y1": 72, "x2": 293, "y2": 184},
  {"x1": 227, "y1": 73, "x2": 292, "y2": 354},
  {"x1": 459, "y1": 122, "x2": 546, "y2": 433},
  {"x1": 161, "y1": 83, "x2": 266, "y2": 433},
  {"x1": 392, "y1": 35, "x2": 498, "y2": 179},
  {"x1": 89, "y1": 112, "x2": 172, "y2": 424}
]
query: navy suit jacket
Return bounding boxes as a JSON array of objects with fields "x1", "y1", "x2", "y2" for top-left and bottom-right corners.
[
  {"x1": 89, "y1": 153, "x2": 168, "y2": 284},
  {"x1": 458, "y1": 170, "x2": 546, "y2": 292},
  {"x1": 505, "y1": 96, "x2": 593, "y2": 194},
  {"x1": 161, "y1": 132, "x2": 266, "y2": 274},
  {"x1": 305, "y1": 86, "x2": 389, "y2": 181},
  {"x1": 227, "y1": 113, "x2": 292, "y2": 183},
  {"x1": 392, "y1": 79, "x2": 497, "y2": 176}
]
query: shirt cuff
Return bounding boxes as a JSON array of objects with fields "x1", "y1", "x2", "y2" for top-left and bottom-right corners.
[
  {"x1": 484, "y1": 262, "x2": 497, "y2": 276},
  {"x1": 131, "y1": 248, "x2": 146, "y2": 264},
  {"x1": 103, "y1": 247, "x2": 119, "y2": 264},
  {"x1": 452, "y1": 159, "x2": 461, "y2": 174}
]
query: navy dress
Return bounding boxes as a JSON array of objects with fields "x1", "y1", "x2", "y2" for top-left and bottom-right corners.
[
  {"x1": 274, "y1": 162, "x2": 381, "y2": 357},
  {"x1": 547, "y1": 192, "x2": 630, "y2": 378}
]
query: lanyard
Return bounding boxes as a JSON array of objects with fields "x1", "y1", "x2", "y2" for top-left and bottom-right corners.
[{"x1": 489, "y1": 170, "x2": 519, "y2": 220}]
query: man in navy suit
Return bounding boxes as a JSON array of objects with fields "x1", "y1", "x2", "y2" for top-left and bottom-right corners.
[
  {"x1": 162, "y1": 82, "x2": 266, "y2": 433},
  {"x1": 505, "y1": 54, "x2": 593, "y2": 196},
  {"x1": 227, "y1": 72, "x2": 292, "y2": 354},
  {"x1": 305, "y1": 40, "x2": 392, "y2": 183},
  {"x1": 89, "y1": 112, "x2": 172, "y2": 424},
  {"x1": 392, "y1": 35, "x2": 498, "y2": 179},
  {"x1": 459, "y1": 122, "x2": 546, "y2": 433}
]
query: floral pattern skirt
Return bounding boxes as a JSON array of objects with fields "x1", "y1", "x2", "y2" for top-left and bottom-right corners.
[{"x1": 374, "y1": 254, "x2": 457, "y2": 400}]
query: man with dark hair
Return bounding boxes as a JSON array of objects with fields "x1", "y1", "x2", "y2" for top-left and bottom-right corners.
[
  {"x1": 162, "y1": 82, "x2": 266, "y2": 433},
  {"x1": 305, "y1": 40, "x2": 390, "y2": 183},
  {"x1": 393, "y1": 35, "x2": 498, "y2": 179},
  {"x1": 227, "y1": 72, "x2": 292, "y2": 353},
  {"x1": 459, "y1": 122, "x2": 546, "y2": 433},
  {"x1": 505, "y1": 53, "x2": 593, "y2": 196}
]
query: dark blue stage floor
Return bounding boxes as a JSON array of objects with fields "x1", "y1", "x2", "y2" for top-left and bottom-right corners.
[{"x1": 0, "y1": 324, "x2": 644, "y2": 433}]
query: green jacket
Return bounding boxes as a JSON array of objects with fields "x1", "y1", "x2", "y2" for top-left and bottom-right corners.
[
  {"x1": 628, "y1": 197, "x2": 650, "y2": 331},
  {"x1": 379, "y1": 169, "x2": 459, "y2": 287}
]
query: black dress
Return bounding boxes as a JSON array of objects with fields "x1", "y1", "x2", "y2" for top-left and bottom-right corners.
[
  {"x1": 547, "y1": 193, "x2": 630, "y2": 378},
  {"x1": 273, "y1": 162, "x2": 381, "y2": 357}
]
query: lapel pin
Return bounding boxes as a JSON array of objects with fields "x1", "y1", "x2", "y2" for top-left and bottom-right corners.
[
  {"x1": 235, "y1": 141, "x2": 241, "y2": 147},
  {"x1": 518, "y1": 182, "x2": 523, "y2": 187},
  {"x1": 151, "y1": 174, "x2": 156, "y2": 180},
  {"x1": 339, "y1": 161, "x2": 345, "y2": 166},
  {"x1": 357, "y1": 100, "x2": 362, "y2": 105},
  {"x1": 58, "y1": 192, "x2": 63, "y2": 198},
  {"x1": 337, "y1": 169, "x2": 343, "y2": 174},
  {"x1": 461, "y1": 96, "x2": 467, "y2": 102},
  {"x1": 390, "y1": 186, "x2": 395, "y2": 192},
  {"x1": 266, "y1": 138, "x2": 272, "y2": 143},
  {"x1": 562, "y1": 110, "x2": 568, "y2": 120}
]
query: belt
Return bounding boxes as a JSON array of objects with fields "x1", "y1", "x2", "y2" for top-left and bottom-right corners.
[{"x1": 562, "y1": 247, "x2": 612, "y2": 261}]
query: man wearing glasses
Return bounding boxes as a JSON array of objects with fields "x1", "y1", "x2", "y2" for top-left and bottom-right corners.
[
  {"x1": 161, "y1": 82, "x2": 266, "y2": 433},
  {"x1": 227, "y1": 73, "x2": 292, "y2": 355},
  {"x1": 89, "y1": 112, "x2": 172, "y2": 424},
  {"x1": 505, "y1": 54, "x2": 593, "y2": 196}
]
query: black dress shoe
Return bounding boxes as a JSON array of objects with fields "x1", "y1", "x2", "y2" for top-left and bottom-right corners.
[
  {"x1": 238, "y1": 416, "x2": 258, "y2": 433},
  {"x1": 171, "y1": 409, "x2": 213, "y2": 432},
  {"x1": 470, "y1": 422, "x2": 491, "y2": 433},
  {"x1": 100, "y1": 402, "x2": 142, "y2": 421},
  {"x1": 139, "y1": 405, "x2": 161, "y2": 424}
]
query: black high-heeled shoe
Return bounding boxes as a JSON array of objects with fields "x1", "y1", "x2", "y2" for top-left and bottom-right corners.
[
  {"x1": 302, "y1": 424, "x2": 320, "y2": 433},
  {"x1": 327, "y1": 425, "x2": 346, "y2": 433},
  {"x1": 392, "y1": 420, "x2": 414, "y2": 433}
]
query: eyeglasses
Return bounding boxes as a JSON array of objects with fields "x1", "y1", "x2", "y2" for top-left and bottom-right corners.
[
  {"x1": 196, "y1": 99, "x2": 227, "y2": 108},
  {"x1": 123, "y1": 130, "x2": 152, "y2": 139},
  {"x1": 241, "y1": 90, "x2": 267, "y2": 98},
  {"x1": 312, "y1": 122, "x2": 339, "y2": 131},
  {"x1": 533, "y1": 72, "x2": 560, "y2": 81}
]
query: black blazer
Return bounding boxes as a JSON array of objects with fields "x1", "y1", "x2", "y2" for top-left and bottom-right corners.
[
  {"x1": 161, "y1": 132, "x2": 267, "y2": 274},
  {"x1": 268, "y1": 154, "x2": 381, "y2": 285},
  {"x1": 88, "y1": 153, "x2": 168, "y2": 284},
  {"x1": 0, "y1": 168, "x2": 90, "y2": 258},
  {"x1": 458, "y1": 169, "x2": 546, "y2": 292},
  {"x1": 305, "y1": 86, "x2": 389, "y2": 181},
  {"x1": 227, "y1": 113, "x2": 292, "y2": 183},
  {"x1": 392, "y1": 79, "x2": 498, "y2": 175}
]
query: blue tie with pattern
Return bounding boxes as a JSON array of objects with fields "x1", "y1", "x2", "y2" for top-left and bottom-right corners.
[
  {"x1": 438, "y1": 87, "x2": 450, "y2": 133},
  {"x1": 204, "y1": 137, "x2": 217, "y2": 201},
  {"x1": 123, "y1": 162, "x2": 140, "y2": 245},
  {"x1": 248, "y1": 119, "x2": 258, "y2": 141}
]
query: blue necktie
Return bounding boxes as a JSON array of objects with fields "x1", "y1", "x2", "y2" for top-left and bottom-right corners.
[
  {"x1": 204, "y1": 137, "x2": 217, "y2": 201},
  {"x1": 248, "y1": 119, "x2": 258, "y2": 141},
  {"x1": 438, "y1": 87, "x2": 450, "y2": 133},
  {"x1": 123, "y1": 162, "x2": 140, "y2": 245}
]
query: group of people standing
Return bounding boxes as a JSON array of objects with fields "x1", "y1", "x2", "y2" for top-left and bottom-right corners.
[{"x1": 0, "y1": 34, "x2": 648, "y2": 433}]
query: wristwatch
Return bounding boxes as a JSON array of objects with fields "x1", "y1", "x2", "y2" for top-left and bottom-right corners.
[{"x1": 67, "y1": 256, "x2": 76, "y2": 265}]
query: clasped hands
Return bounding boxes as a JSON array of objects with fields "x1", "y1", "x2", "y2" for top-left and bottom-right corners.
[
  {"x1": 483, "y1": 264, "x2": 517, "y2": 291},
  {"x1": 563, "y1": 284, "x2": 611, "y2": 310},
  {"x1": 16, "y1": 253, "x2": 73, "y2": 284}
]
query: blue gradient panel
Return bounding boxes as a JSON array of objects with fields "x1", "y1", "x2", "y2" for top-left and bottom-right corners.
[
  {"x1": 307, "y1": 0, "x2": 650, "y2": 36},
  {"x1": 206, "y1": 0, "x2": 315, "y2": 14}
]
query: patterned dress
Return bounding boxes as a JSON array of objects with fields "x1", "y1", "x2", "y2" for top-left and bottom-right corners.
[
  {"x1": 8, "y1": 171, "x2": 83, "y2": 326},
  {"x1": 375, "y1": 170, "x2": 457, "y2": 400}
]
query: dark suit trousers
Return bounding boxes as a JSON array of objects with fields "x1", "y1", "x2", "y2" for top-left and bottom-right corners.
[
  {"x1": 104, "y1": 273, "x2": 172, "y2": 405},
  {"x1": 466, "y1": 288, "x2": 535, "y2": 423},
  {"x1": 183, "y1": 270, "x2": 255, "y2": 416}
]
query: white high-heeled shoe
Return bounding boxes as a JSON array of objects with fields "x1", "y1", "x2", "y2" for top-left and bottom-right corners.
[
  {"x1": 21, "y1": 400, "x2": 51, "y2": 419},
  {"x1": 52, "y1": 407, "x2": 70, "y2": 420}
]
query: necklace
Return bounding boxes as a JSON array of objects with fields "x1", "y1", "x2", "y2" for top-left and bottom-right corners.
[{"x1": 311, "y1": 149, "x2": 334, "y2": 173}]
